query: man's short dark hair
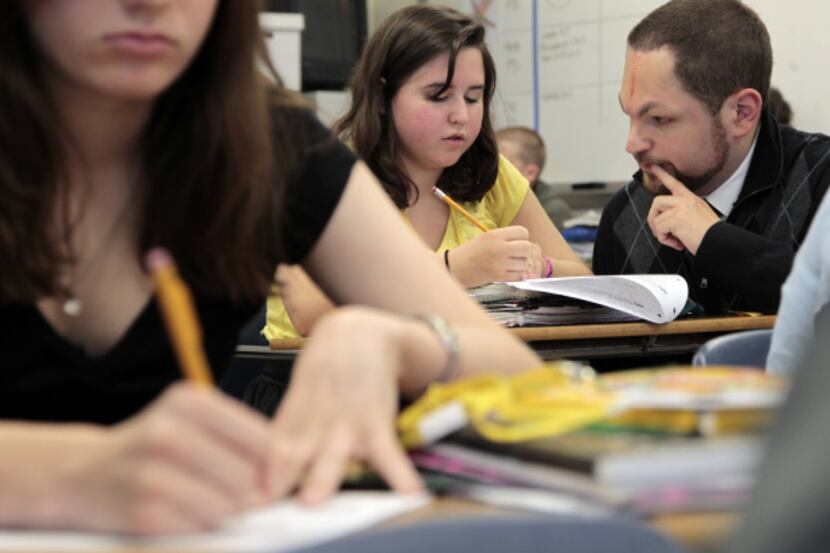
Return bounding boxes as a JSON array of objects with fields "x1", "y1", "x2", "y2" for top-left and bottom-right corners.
[{"x1": 628, "y1": 0, "x2": 772, "y2": 114}]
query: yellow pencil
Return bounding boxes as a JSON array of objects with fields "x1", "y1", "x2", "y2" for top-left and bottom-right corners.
[
  {"x1": 432, "y1": 186, "x2": 489, "y2": 232},
  {"x1": 146, "y1": 248, "x2": 214, "y2": 388}
]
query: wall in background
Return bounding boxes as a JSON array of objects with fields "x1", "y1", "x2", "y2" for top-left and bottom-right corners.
[{"x1": 478, "y1": 0, "x2": 830, "y2": 186}]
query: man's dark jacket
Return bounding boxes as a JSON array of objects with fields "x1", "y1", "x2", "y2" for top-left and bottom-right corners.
[{"x1": 593, "y1": 110, "x2": 830, "y2": 314}]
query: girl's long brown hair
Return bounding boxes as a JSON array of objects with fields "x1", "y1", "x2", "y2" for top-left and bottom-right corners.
[
  {"x1": 0, "y1": 0, "x2": 302, "y2": 303},
  {"x1": 333, "y1": 5, "x2": 498, "y2": 209}
]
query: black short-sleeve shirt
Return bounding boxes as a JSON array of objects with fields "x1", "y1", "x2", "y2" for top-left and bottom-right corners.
[{"x1": 0, "y1": 108, "x2": 355, "y2": 424}]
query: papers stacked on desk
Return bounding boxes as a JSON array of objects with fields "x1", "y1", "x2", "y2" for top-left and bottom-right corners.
[
  {"x1": 469, "y1": 284, "x2": 637, "y2": 327},
  {"x1": 442, "y1": 428, "x2": 763, "y2": 515},
  {"x1": 470, "y1": 274, "x2": 688, "y2": 326}
]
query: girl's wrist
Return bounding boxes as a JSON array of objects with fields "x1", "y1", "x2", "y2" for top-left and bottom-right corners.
[
  {"x1": 409, "y1": 314, "x2": 459, "y2": 383},
  {"x1": 397, "y1": 314, "x2": 460, "y2": 396},
  {"x1": 44, "y1": 424, "x2": 108, "y2": 528}
]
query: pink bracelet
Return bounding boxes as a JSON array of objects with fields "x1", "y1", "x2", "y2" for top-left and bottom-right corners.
[{"x1": 543, "y1": 255, "x2": 554, "y2": 278}]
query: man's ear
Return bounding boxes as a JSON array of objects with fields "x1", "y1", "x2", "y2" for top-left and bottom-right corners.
[{"x1": 723, "y1": 88, "x2": 763, "y2": 139}]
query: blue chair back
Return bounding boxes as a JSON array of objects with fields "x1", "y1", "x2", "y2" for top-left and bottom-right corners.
[
  {"x1": 220, "y1": 303, "x2": 271, "y2": 400},
  {"x1": 692, "y1": 329, "x2": 773, "y2": 369},
  {"x1": 290, "y1": 515, "x2": 686, "y2": 553}
]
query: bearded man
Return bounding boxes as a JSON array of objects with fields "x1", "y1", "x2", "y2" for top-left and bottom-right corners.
[{"x1": 593, "y1": 0, "x2": 830, "y2": 314}]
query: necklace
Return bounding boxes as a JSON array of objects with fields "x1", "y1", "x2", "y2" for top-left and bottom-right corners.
[
  {"x1": 61, "y1": 280, "x2": 84, "y2": 316},
  {"x1": 58, "y1": 188, "x2": 137, "y2": 317}
]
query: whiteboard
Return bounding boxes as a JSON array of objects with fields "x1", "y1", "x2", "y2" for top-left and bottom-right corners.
[{"x1": 475, "y1": 0, "x2": 830, "y2": 185}]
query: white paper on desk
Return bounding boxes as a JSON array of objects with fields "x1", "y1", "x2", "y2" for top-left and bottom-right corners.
[
  {"x1": 510, "y1": 274, "x2": 688, "y2": 324},
  {"x1": 0, "y1": 491, "x2": 431, "y2": 552}
]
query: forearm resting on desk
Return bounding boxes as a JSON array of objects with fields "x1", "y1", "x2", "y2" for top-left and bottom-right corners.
[{"x1": 277, "y1": 264, "x2": 335, "y2": 336}]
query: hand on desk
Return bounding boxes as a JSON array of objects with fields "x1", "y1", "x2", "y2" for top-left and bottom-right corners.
[
  {"x1": 14, "y1": 354, "x2": 418, "y2": 535},
  {"x1": 647, "y1": 165, "x2": 720, "y2": 255},
  {"x1": 448, "y1": 226, "x2": 544, "y2": 287},
  {"x1": 267, "y1": 307, "x2": 423, "y2": 505}
]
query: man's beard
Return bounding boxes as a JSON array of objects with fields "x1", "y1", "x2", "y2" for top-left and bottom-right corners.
[{"x1": 638, "y1": 121, "x2": 729, "y2": 196}]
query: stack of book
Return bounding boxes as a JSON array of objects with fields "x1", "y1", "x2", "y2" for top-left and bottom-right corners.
[
  {"x1": 403, "y1": 366, "x2": 787, "y2": 516},
  {"x1": 436, "y1": 427, "x2": 763, "y2": 515}
]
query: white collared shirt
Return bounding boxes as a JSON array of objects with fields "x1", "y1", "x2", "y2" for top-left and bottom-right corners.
[{"x1": 704, "y1": 136, "x2": 759, "y2": 218}]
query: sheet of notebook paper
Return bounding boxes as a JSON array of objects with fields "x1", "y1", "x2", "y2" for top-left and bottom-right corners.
[{"x1": 0, "y1": 491, "x2": 430, "y2": 552}]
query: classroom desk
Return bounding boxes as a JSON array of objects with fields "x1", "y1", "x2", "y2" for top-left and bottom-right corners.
[
  {"x1": 261, "y1": 314, "x2": 776, "y2": 362},
  {"x1": 233, "y1": 318, "x2": 760, "y2": 552},
  {"x1": 511, "y1": 314, "x2": 776, "y2": 361}
]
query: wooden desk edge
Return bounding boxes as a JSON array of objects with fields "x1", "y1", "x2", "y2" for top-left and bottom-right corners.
[
  {"x1": 510, "y1": 315, "x2": 776, "y2": 343},
  {"x1": 270, "y1": 337, "x2": 306, "y2": 350},
  {"x1": 269, "y1": 315, "x2": 776, "y2": 349}
]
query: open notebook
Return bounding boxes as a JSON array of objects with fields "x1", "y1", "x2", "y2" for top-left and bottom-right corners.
[
  {"x1": 0, "y1": 491, "x2": 430, "y2": 552},
  {"x1": 470, "y1": 274, "x2": 688, "y2": 326}
]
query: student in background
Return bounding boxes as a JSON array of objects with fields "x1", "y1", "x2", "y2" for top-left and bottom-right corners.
[
  {"x1": 766, "y1": 191, "x2": 830, "y2": 375},
  {"x1": 593, "y1": 0, "x2": 830, "y2": 315},
  {"x1": 0, "y1": 0, "x2": 541, "y2": 533},
  {"x1": 728, "y1": 305, "x2": 830, "y2": 553},
  {"x1": 496, "y1": 126, "x2": 573, "y2": 229},
  {"x1": 264, "y1": 5, "x2": 590, "y2": 343},
  {"x1": 766, "y1": 86, "x2": 793, "y2": 126}
]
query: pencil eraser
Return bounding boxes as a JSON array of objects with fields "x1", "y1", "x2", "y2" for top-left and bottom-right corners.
[{"x1": 145, "y1": 247, "x2": 172, "y2": 272}]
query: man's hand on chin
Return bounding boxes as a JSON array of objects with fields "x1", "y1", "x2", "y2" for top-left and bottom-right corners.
[{"x1": 646, "y1": 165, "x2": 721, "y2": 255}]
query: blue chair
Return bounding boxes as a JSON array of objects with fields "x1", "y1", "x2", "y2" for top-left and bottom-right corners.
[
  {"x1": 290, "y1": 515, "x2": 686, "y2": 553},
  {"x1": 219, "y1": 302, "x2": 295, "y2": 415},
  {"x1": 220, "y1": 304, "x2": 273, "y2": 401},
  {"x1": 692, "y1": 329, "x2": 773, "y2": 368}
]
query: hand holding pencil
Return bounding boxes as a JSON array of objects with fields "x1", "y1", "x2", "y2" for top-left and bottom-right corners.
[
  {"x1": 433, "y1": 187, "x2": 545, "y2": 287},
  {"x1": 49, "y1": 248, "x2": 273, "y2": 534}
]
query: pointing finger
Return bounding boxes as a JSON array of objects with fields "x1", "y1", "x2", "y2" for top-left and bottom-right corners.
[
  {"x1": 650, "y1": 165, "x2": 693, "y2": 197},
  {"x1": 365, "y1": 431, "x2": 423, "y2": 496}
]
